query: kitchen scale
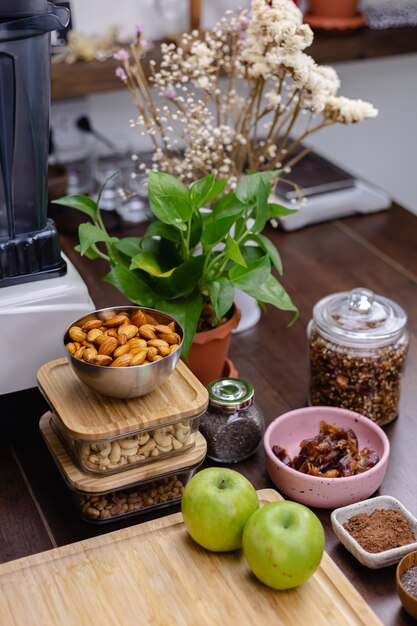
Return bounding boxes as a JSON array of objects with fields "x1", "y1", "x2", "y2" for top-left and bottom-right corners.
[{"x1": 0, "y1": 1, "x2": 95, "y2": 395}]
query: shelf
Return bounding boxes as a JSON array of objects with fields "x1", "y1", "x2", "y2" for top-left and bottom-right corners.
[{"x1": 51, "y1": 26, "x2": 417, "y2": 101}]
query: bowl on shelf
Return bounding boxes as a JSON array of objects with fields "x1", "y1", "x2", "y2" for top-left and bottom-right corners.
[
  {"x1": 63, "y1": 305, "x2": 184, "y2": 398},
  {"x1": 331, "y1": 495, "x2": 417, "y2": 568},
  {"x1": 396, "y1": 550, "x2": 417, "y2": 620},
  {"x1": 263, "y1": 406, "x2": 390, "y2": 509}
]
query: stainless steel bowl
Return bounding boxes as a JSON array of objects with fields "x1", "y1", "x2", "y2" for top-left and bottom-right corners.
[{"x1": 63, "y1": 306, "x2": 184, "y2": 398}]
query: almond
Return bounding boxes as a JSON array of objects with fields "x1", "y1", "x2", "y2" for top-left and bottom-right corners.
[
  {"x1": 92, "y1": 354, "x2": 113, "y2": 366},
  {"x1": 82, "y1": 319, "x2": 103, "y2": 331},
  {"x1": 110, "y1": 354, "x2": 133, "y2": 367},
  {"x1": 98, "y1": 336, "x2": 118, "y2": 356},
  {"x1": 155, "y1": 332, "x2": 180, "y2": 345},
  {"x1": 68, "y1": 326, "x2": 87, "y2": 342},
  {"x1": 103, "y1": 314, "x2": 129, "y2": 327},
  {"x1": 130, "y1": 310, "x2": 147, "y2": 327},
  {"x1": 117, "y1": 324, "x2": 139, "y2": 340},
  {"x1": 138, "y1": 324, "x2": 156, "y2": 340}
]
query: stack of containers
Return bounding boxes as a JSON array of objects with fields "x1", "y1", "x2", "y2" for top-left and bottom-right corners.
[{"x1": 37, "y1": 357, "x2": 209, "y2": 523}]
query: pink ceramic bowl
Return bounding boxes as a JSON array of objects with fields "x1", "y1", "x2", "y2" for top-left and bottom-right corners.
[{"x1": 264, "y1": 406, "x2": 390, "y2": 509}]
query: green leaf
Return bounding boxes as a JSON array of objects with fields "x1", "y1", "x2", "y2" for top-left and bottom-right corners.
[
  {"x1": 151, "y1": 256, "x2": 205, "y2": 299},
  {"x1": 190, "y1": 174, "x2": 227, "y2": 209},
  {"x1": 74, "y1": 243, "x2": 101, "y2": 260},
  {"x1": 229, "y1": 256, "x2": 271, "y2": 292},
  {"x1": 230, "y1": 257, "x2": 298, "y2": 318},
  {"x1": 208, "y1": 277, "x2": 234, "y2": 321},
  {"x1": 144, "y1": 220, "x2": 182, "y2": 243},
  {"x1": 235, "y1": 171, "x2": 280, "y2": 204},
  {"x1": 148, "y1": 171, "x2": 192, "y2": 226},
  {"x1": 211, "y1": 194, "x2": 245, "y2": 220},
  {"x1": 129, "y1": 252, "x2": 175, "y2": 277},
  {"x1": 245, "y1": 274, "x2": 298, "y2": 318},
  {"x1": 268, "y1": 203, "x2": 298, "y2": 218},
  {"x1": 103, "y1": 264, "x2": 156, "y2": 307},
  {"x1": 251, "y1": 178, "x2": 269, "y2": 233},
  {"x1": 224, "y1": 235, "x2": 247, "y2": 267},
  {"x1": 78, "y1": 223, "x2": 118, "y2": 255},
  {"x1": 246, "y1": 233, "x2": 283, "y2": 275},
  {"x1": 201, "y1": 210, "x2": 242, "y2": 248},
  {"x1": 52, "y1": 194, "x2": 98, "y2": 221},
  {"x1": 155, "y1": 293, "x2": 203, "y2": 359},
  {"x1": 113, "y1": 237, "x2": 143, "y2": 258}
]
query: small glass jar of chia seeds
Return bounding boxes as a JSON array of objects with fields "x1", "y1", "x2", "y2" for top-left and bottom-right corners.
[
  {"x1": 199, "y1": 378, "x2": 265, "y2": 463},
  {"x1": 308, "y1": 287, "x2": 409, "y2": 426}
]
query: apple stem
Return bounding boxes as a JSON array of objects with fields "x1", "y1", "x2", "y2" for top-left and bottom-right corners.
[{"x1": 219, "y1": 479, "x2": 226, "y2": 489}]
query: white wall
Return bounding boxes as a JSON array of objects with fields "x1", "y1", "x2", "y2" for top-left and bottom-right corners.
[{"x1": 53, "y1": 1, "x2": 417, "y2": 215}]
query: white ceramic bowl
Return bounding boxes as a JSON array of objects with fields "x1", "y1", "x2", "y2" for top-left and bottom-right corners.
[
  {"x1": 264, "y1": 406, "x2": 390, "y2": 509},
  {"x1": 331, "y1": 495, "x2": 417, "y2": 569}
]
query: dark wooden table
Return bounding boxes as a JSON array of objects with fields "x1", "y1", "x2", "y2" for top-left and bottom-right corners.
[{"x1": 1, "y1": 201, "x2": 417, "y2": 625}]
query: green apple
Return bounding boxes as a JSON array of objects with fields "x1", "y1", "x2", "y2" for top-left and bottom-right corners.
[
  {"x1": 242, "y1": 500, "x2": 325, "y2": 590},
  {"x1": 181, "y1": 467, "x2": 259, "y2": 552}
]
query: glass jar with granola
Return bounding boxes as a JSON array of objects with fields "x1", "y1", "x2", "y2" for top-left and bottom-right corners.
[{"x1": 308, "y1": 288, "x2": 409, "y2": 426}]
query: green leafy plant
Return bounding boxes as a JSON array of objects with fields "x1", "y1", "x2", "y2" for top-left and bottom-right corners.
[{"x1": 53, "y1": 170, "x2": 298, "y2": 358}]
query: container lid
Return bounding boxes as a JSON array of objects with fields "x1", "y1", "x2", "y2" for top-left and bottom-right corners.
[
  {"x1": 312, "y1": 288, "x2": 407, "y2": 346},
  {"x1": 207, "y1": 378, "x2": 254, "y2": 410},
  {"x1": 37, "y1": 358, "x2": 209, "y2": 440},
  {"x1": 40, "y1": 412, "x2": 207, "y2": 494}
]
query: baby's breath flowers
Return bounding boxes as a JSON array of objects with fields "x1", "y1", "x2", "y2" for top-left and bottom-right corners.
[{"x1": 114, "y1": 0, "x2": 377, "y2": 189}]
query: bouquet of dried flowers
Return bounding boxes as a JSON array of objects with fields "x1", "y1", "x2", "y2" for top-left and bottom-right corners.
[{"x1": 114, "y1": 0, "x2": 377, "y2": 190}]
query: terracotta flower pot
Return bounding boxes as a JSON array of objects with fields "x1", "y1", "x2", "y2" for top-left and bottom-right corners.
[
  {"x1": 309, "y1": 0, "x2": 359, "y2": 19},
  {"x1": 184, "y1": 304, "x2": 241, "y2": 386}
]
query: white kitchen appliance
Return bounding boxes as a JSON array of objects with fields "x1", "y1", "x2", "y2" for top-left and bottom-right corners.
[{"x1": 0, "y1": 1, "x2": 95, "y2": 395}]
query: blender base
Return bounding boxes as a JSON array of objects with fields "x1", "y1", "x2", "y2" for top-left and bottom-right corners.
[{"x1": 0, "y1": 253, "x2": 95, "y2": 395}]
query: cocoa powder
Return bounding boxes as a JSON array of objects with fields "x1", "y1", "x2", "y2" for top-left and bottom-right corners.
[{"x1": 343, "y1": 509, "x2": 415, "y2": 553}]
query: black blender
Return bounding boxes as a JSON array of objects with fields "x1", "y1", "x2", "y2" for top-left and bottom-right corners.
[{"x1": 0, "y1": 0, "x2": 94, "y2": 394}]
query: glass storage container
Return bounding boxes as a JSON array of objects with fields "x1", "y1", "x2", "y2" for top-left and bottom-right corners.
[
  {"x1": 308, "y1": 287, "x2": 409, "y2": 426},
  {"x1": 199, "y1": 378, "x2": 265, "y2": 463},
  {"x1": 37, "y1": 358, "x2": 208, "y2": 475},
  {"x1": 40, "y1": 412, "x2": 207, "y2": 523}
]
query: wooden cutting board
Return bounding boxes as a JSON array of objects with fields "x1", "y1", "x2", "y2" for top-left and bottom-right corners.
[{"x1": 0, "y1": 489, "x2": 382, "y2": 626}]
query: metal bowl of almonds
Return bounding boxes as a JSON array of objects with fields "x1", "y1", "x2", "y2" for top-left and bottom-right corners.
[{"x1": 64, "y1": 306, "x2": 184, "y2": 398}]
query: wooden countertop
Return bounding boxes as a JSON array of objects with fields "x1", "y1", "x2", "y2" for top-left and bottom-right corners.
[
  {"x1": 1, "y1": 200, "x2": 417, "y2": 624},
  {"x1": 51, "y1": 25, "x2": 417, "y2": 100}
]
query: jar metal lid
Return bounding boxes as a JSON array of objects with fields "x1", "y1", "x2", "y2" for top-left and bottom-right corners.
[
  {"x1": 312, "y1": 287, "x2": 407, "y2": 346},
  {"x1": 207, "y1": 378, "x2": 254, "y2": 410}
]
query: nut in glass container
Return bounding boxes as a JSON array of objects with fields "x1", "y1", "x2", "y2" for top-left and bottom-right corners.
[{"x1": 308, "y1": 287, "x2": 409, "y2": 425}]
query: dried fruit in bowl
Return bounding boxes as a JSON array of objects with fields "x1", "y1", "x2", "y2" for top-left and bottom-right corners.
[{"x1": 272, "y1": 421, "x2": 379, "y2": 478}]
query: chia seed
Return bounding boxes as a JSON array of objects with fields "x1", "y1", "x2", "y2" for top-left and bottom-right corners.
[
  {"x1": 199, "y1": 404, "x2": 264, "y2": 463},
  {"x1": 401, "y1": 565, "x2": 417, "y2": 598}
]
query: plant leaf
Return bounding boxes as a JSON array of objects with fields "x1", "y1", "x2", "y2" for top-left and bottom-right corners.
[
  {"x1": 103, "y1": 264, "x2": 156, "y2": 307},
  {"x1": 229, "y1": 255, "x2": 271, "y2": 291},
  {"x1": 244, "y1": 274, "x2": 298, "y2": 318},
  {"x1": 113, "y1": 237, "x2": 143, "y2": 258},
  {"x1": 78, "y1": 223, "x2": 118, "y2": 255},
  {"x1": 208, "y1": 277, "x2": 234, "y2": 321},
  {"x1": 268, "y1": 203, "x2": 298, "y2": 218},
  {"x1": 144, "y1": 220, "x2": 182, "y2": 243},
  {"x1": 246, "y1": 233, "x2": 283, "y2": 274},
  {"x1": 52, "y1": 194, "x2": 98, "y2": 221},
  {"x1": 148, "y1": 171, "x2": 192, "y2": 226},
  {"x1": 251, "y1": 177, "x2": 269, "y2": 233},
  {"x1": 235, "y1": 170, "x2": 280, "y2": 204},
  {"x1": 155, "y1": 292, "x2": 203, "y2": 360},
  {"x1": 224, "y1": 235, "x2": 247, "y2": 267},
  {"x1": 190, "y1": 174, "x2": 227, "y2": 209},
  {"x1": 129, "y1": 252, "x2": 175, "y2": 277},
  {"x1": 201, "y1": 210, "x2": 242, "y2": 248},
  {"x1": 152, "y1": 256, "x2": 205, "y2": 299}
]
